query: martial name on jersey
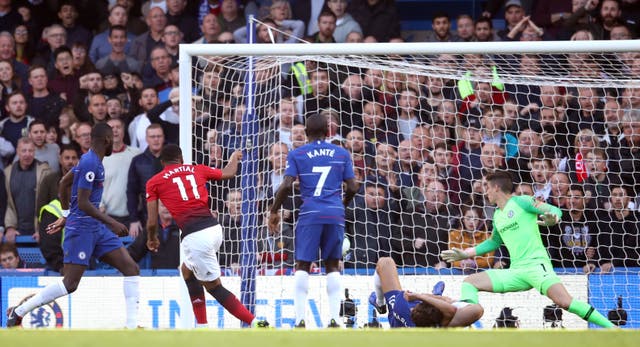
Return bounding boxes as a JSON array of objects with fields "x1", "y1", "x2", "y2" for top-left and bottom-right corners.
[{"x1": 161, "y1": 165, "x2": 196, "y2": 180}]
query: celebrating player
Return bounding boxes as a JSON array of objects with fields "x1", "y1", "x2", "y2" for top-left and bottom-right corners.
[
  {"x1": 268, "y1": 113, "x2": 359, "y2": 328},
  {"x1": 7, "y1": 123, "x2": 140, "y2": 328},
  {"x1": 145, "y1": 144, "x2": 269, "y2": 328},
  {"x1": 441, "y1": 171, "x2": 615, "y2": 328},
  {"x1": 370, "y1": 257, "x2": 484, "y2": 328}
]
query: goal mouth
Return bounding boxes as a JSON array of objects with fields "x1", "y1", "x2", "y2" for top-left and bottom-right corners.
[{"x1": 180, "y1": 39, "x2": 640, "y2": 328}]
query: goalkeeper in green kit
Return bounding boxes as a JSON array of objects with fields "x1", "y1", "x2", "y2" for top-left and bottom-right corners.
[{"x1": 441, "y1": 171, "x2": 615, "y2": 328}]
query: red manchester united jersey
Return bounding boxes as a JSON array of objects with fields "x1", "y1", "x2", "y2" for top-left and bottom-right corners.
[{"x1": 146, "y1": 164, "x2": 223, "y2": 235}]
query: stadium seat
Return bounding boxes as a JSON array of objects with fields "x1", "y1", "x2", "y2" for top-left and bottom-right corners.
[
  {"x1": 15, "y1": 235, "x2": 38, "y2": 246},
  {"x1": 17, "y1": 247, "x2": 46, "y2": 267}
]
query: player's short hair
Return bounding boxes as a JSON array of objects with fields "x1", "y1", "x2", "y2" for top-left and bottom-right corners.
[
  {"x1": 411, "y1": 302, "x2": 443, "y2": 327},
  {"x1": 91, "y1": 122, "x2": 113, "y2": 141},
  {"x1": 305, "y1": 113, "x2": 327, "y2": 138},
  {"x1": 485, "y1": 171, "x2": 514, "y2": 193},
  {"x1": 160, "y1": 143, "x2": 183, "y2": 163}
]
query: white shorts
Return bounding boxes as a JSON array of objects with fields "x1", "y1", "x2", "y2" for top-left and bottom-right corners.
[{"x1": 182, "y1": 224, "x2": 223, "y2": 282}]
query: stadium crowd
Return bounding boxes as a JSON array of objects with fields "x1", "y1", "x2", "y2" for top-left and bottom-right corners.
[{"x1": 0, "y1": 0, "x2": 638, "y2": 276}]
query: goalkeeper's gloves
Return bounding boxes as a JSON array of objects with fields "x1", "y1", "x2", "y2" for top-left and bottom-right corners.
[
  {"x1": 441, "y1": 248, "x2": 470, "y2": 263},
  {"x1": 537, "y1": 212, "x2": 560, "y2": 226}
]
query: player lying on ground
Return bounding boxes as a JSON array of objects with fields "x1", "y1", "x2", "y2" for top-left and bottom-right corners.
[
  {"x1": 7, "y1": 123, "x2": 140, "y2": 328},
  {"x1": 370, "y1": 257, "x2": 484, "y2": 327},
  {"x1": 441, "y1": 171, "x2": 615, "y2": 328},
  {"x1": 146, "y1": 144, "x2": 268, "y2": 328}
]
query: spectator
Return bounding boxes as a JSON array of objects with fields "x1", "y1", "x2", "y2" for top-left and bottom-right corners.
[
  {"x1": 145, "y1": 86, "x2": 180, "y2": 144},
  {"x1": 166, "y1": 0, "x2": 200, "y2": 43},
  {"x1": 456, "y1": 14, "x2": 475, "y2": 41},
  {"x1": 560, "y1": 0, "x2": 600, "y2": 40},
  {"x1": 480, "y1": 107, "x2": 518, "y2": 159},
  {"x1": 349, "y1": 0, "x2": 401, "y2": 42},
  {"x1": 290, "y1": 123, "x2": 307, "y2": 149},
  {"x1": 26, "y1": 65, "x2": 66, "y2": 128},
  {"x1": 597, "y1": 185, "x2": 640, "y2": 272},
  {"x1": 57, "y1": 0, "x2": 92, "y2": 48},
  {"x1": 547, "y1": 185, "x2": 598, "y2": 272},
  {"x1": 36, "y1": 144, "x2": 79, "y2": 273},
  {"x1": 432, "y1": 142, "x2": 461, "y2": 205},
  {"x1": 0, "y1": 32, "x2": 28, "y2": 84},
  {"x1": 497, "y1": 0, "x2": 526, "y2": 40},
  {"x1": 325, "y1": 0, "x2": 362, "y2": 43},
  {"x1": 567, "y1": 87, "x2": 605, "y2": 136},
  {"x1": 565, "y1": 128, "x2": 602, "y2": 183},
  {"x1": 89, "y1": 5, "x2": 136, "y2": 63},
  {"x1": 234, "y1": 16, "x2": 304, "y2": 44},
  {"x1": 549, "y1": 171, "x2": 571, "y2": 208},
  {"x1": 345, "y1": 182, "x2": 393, "y2": 268},
  {"x1": 424, "y1": 12, "x2": 459, "y2": 42},
  {"x1": 143, "y1": 46, "x2": 172, "y2": 91},
  {"x1": 114, "y1": 0, "x2": 150, "y2": 35},
  {"x1": 345, "y1": 30, "x2": 363, "y2": 42},
  {"x1": 194, "y1": 12, "x2": 222, "y2": 43},
  {"x1": 33, "y1": 24, "x2": 69, "y2": 74},
  {"x1": 127, "y1": 124, "x2": 164, "y2": 238},
  {"x1": 23, "y1": 120, "x2": 60, "y2": 173},
  {"x1": 474, "y1": 17, "x2": 498, "y2": 42},
  {"x1": 360, "y1": 100, "x2": 399, "y2": 152},
  {"x1": 127, "y1": 200, "x2": 180, "y2": 269},
  {"x1": 530, "y1": 156, "x2": 553, "y2": 202},
  {"x1": 597, "y1": 0, "x2": 624, "y2": 40},
  {"x1": 457, "y1": 117, "x2": 483, "y2": 193},
  {"x1": 292, "y1": 0, "x2": 324, "y2": 36},
  {"x1": 448, "y1": 206, "x2": 494, "y2": 271},
  {"x1": 0, "y1": 0, "x2": 23, "y2": 33},
  {"x1": 128, "y1": 87, "x2": 161, "y2": 150},
  {"x1": 0, "y1": 59, "x2": 24, "y2": 108},
  {"x1": 73, "y1": 70, "x2": 105, "y2": 123},
  {"x1": 506, "y1": 128, "x2": 543, "y2": 183},
  {"x1": 0, "y1": 92, "x2": 33, "y2": 149},
  {"x1": 96, "y1": 25, "x2": 143, "y2": 75},
  {"x1": 47, "y1": 46, "x2": 81, "y2": 104},
  {"x1": 13, "y1": 24, "x2": 35, "y2": 65},
  {"x1": 58, "y1": 106, "x2": 77, "y2": 145},
  {"x1": 297, "y1": 67, "x2": 339, "y2": 116},
  {"x1": 71, "y1": 42, "x2": 95, "y2": 76},
  {"x1": 0, "y1": 243, "x2": 28, "y2": 269},
  {"x1": 609, "y1": 109, "x2": 640, "y2": 195},
  {"x1": 583, "y1": 148, "x2": 620, "y2": 213},
  {"x1": 130, "y1": 7, "x2": 167, "y2": 65},
  {"x1": 601, "y1": 98, "x2": 624, "y2": 149},
  {"x1": 531, "y1": 0, "x2": 572, "y2": 40},
  {"x1": 73, "y1": 122, "x2": 92, "y2": 154},
  {"x1": 219, "y1": 189, "x2": 242, "y2": 274},
  {"x1": 410, "y1": 125, "x2": 431, "y2": 163},
  {"x1": 4, "y1": 137, "x2": 51, "y2": 243},
  {"x1": 161, "y1": 24, "x2": 183, "y2": 60},
  {"x1": 392, "y1": 180, "x2": 458, "y2": 268},
  {"x1": 307, "y1": 10, "x2": 337, "y2": 43},
  {"x1": 393, "y1": 139, "x2": 420, "y2": 191},
  {"x1": 218, "y1": 0, "x2": 245, "y2": 34}
]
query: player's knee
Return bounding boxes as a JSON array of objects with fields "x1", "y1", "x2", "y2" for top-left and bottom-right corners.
[
  {"x1": 123, "y1": 262, "x2": 140, "y2": 276},
  {"x1": 376, "y1": 257, "x2": 394, "y2": 272},
  {"x1": 63, "y1": 278, "x2": 80, "y2": 294},
  {"x1": 472, "y1": 304, "x2": 484, "y2": 321},
  {"x1": 553, "y1": 297, "x2": 572, "y2": 310}
]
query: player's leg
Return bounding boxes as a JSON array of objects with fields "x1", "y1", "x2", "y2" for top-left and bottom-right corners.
[
  {"x1": 186, "y1": 225, "x2": 266, "y2": 327},
  {"x1": 369, "y1": 257, "x2": 402, "y2": 314},
  {"x1": 459, "y1": 271, "x2": 493, "y2": 304},
  {"x1": 98, "y1": 228, "x2": 140, "y2": 329},
  {"x1": 321, "y1": 224, "x2": 344, "y2": 327},
  {"x1": 545, "y1": 282, "x2": 615, "y2": 328},
  {"x1": 8, "y1": 228, "x2": 93, "y2": 327},
  {"x1": 294, "y1": 223, "x2": 322, "y2": 327},
  {"x1": 180, "y1": 263, "x2": 208, "y2": 327}
]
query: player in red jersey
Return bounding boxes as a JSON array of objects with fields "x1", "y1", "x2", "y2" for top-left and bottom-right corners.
[{"x1": 146, "y1": 144, "x2": 269, "y2": 328}]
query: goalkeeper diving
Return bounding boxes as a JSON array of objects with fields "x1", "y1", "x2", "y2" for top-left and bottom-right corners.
[{"x1": 441, "y1": 171, "x2": 615, "y2": 328}]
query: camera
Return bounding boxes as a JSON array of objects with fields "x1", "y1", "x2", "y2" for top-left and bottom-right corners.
[
  {"x1": 339, "y1": 288, "x2": 357, "y2": 328},
  {"x1": 543, "y1": 304, "x2": 564, "y2": 328}
]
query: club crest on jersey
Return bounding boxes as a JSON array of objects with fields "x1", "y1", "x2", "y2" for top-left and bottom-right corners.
[
  {"x1": 78, "y1": 251, "x2": 86, "y2": 260},
  {"x1": 85, "y1": 171, "x2": 95, "y2": 182},
  {"x1": 507, "y1": 210, "x2": 514, "y2": 218}
]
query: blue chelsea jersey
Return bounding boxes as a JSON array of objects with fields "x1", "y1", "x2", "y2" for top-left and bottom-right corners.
[
  {"x1": 284, "y1": 140, "x2": 355, "y2": 225},
  {"x1": 68, "y1": 149, "x2": 105, "y2": 225}
]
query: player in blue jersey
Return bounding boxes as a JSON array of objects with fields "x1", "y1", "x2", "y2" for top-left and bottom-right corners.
[
  {"x1": 370, "y1": 257, "x2": 484, "y2": 328},
  {"x1": 268, "y1": 113, "x2": 359, "y2": 328},
  {"x1": 7, "y1": 123, "x2": 140, "y2": 328}
]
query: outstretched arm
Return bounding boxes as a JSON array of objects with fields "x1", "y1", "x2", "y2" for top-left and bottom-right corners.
[
  {"x1": 220, "y1": 150, "x2": 243, "y2": 179},
  {"x1": 515, "y1": 195, "x2": 562, "y2": 226},
  {"x1": 442, "y1": 231, "x2": 503, "y2": 261},
  {"x1": 405, "y1": 292, "x2": 457, "y2": 327}
]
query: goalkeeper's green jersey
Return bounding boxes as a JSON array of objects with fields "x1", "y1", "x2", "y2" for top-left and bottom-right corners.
[{"x1": 482, "y1": 195, "x2": 562, "y2": 268}]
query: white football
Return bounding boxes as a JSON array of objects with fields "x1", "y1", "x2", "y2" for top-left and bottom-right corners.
[{"x1": 342, "y1": 238, "x2": 351, "y2": 256}]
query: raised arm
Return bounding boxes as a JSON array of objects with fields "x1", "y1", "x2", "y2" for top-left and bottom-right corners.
[
  {"x1": 220, "y1": 150, "x2": 243, "y2": 179},
  {"x1": 514, "y1": 195, "x2": 562, "y2": 226}
]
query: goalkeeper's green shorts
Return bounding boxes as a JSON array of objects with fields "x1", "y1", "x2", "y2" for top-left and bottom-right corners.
[{"x1": 486, "y1": 262, "x2": 561, "y2": 296}]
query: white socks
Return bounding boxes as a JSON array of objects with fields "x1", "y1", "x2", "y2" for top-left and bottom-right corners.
[
  {"x1": 294, "y1": 270, "x2": 309, "y2": 324},
  {"x1": 16, "y1": 280, "x2": 68, "y2": 317},
  {"x1": 326, "y1": 272, "x2": 342, "y2": 324},
  {"x1": 373, "y1": 271, "x2": 385, "y2": 306},
  {"x1": 124, "y1": 276, "x2": 140, "y2": 329}
]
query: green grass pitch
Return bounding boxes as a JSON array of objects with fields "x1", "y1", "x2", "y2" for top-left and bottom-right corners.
[{"x1": 1, "y1": 329, "x2": 638, "y2": 347}]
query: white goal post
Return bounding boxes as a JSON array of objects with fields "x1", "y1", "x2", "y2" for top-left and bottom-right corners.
[{"x1": 178, "y1": 40, "x2": 640, "y2": 329}]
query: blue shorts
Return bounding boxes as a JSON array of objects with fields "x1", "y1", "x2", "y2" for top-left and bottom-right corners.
[
  {"x1": 63, "y1": 223, "x2": 123, "y2": 266},
  {"x1": 385, "y1": 290, "x2": 416, "y2": 328},
  {"x1": 295, "y1": 223, "x2": 344, "y2": 262}
]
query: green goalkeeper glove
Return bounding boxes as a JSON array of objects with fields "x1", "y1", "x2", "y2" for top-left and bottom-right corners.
[
  {"x1": 441, "y1": 248, "x2": 470, "y2": 263},
  {"x1": 537, "y1": 211, "x2": 560, "y2": 226}
]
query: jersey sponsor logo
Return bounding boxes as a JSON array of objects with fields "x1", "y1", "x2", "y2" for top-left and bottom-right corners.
[
  {"x1": 500, "y1": 221, "x2": 519, "y2": 233},
  {"x1": 85, "y1": 171, "x2": 95, "y2": 182}
]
